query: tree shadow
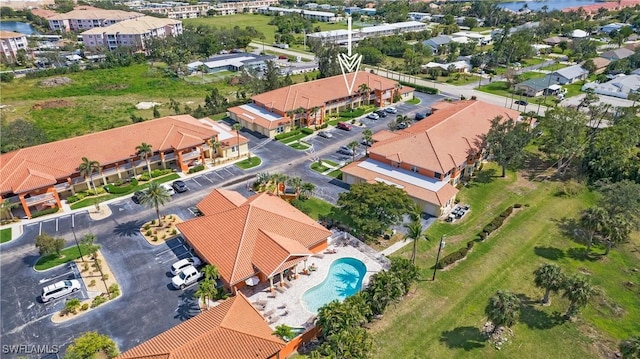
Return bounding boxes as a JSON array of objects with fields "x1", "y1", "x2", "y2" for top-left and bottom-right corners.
[
  {"x1": 174, "y1": 289, "x2": 200, "y2": 321},
  {"x1": 439, "y1": 326, "x2": 486, "y2": 351},
  {"x1": 468, "y1": 168, "x2": 497, "y2": 186},
  {"x1": 554, "y1": 217, "x2": 581, "y2": 244},
  {"x1": 112, "y1": 220, "x2": 145, "y2": 237},
  {"x1": 567, "y1": 247, "x2": 601, "y2": 262},
  {"x1": 533, "y1": 246, "x2": 565, "y2": 261},
  {"x1": 516, "y1": 294, "x2": 566, "y2": 330}
]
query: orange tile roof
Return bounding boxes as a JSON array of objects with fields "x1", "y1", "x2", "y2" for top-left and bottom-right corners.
[
  {"x1": 177, "y1": 190, "x2": 331, "y2": 286},
  {"x1": 0, "y1": 115, "x2": 218, "y2": 195},
  {"x1": 341, "y1": 160, "x2": 458, "y2": 206},
  {"x1": 250, "y1": 71, "x2": 399, "y2": 113},
  {"x1": 30, "y1": 9, "x2": 58, "y2": 19},
  {"x1": 370, "y1": 100, "x2": 520, "y2": 174},
  {"x1": 0, "y1": 31, "x2": 25, "y2": 39},
  {"x1": 118, "y1": 293, "x2": 285, "y2": 359}
]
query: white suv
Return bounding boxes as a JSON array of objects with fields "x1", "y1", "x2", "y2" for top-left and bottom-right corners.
[
  {"x1": 170, "y1": 256, "x2": 202, "y2": 276},
  {"x1": 41, "y1": 279, "x2": 81, "y2": 303},
  {"x1": 171, "y1": 266, "x2": 203, "y2": 289}
]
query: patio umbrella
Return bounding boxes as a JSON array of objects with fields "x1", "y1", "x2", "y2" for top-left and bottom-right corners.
[{"x1": 245, "y1": 276, "x2": 260, "y2": 286}]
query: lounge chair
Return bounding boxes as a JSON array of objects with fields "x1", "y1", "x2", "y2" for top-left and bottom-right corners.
[
  {"x1": 283, "y1": 281, "x2": 292, "y2": 289},
  {"x1": 254, "y1": 299, "x2": 268, "y2": 307},
  {"x1": 312, "y1": 253, "x2": 325, "y2": 259},
  {"x1": 268, "y1": 315, "x2": 281, "y2": 324},
  {"x1": 263, "y1": 309, "x2": 275, "y2": 317},
  {"x1": 275, "y1": 286, "x2": 286, "y2": 294}
]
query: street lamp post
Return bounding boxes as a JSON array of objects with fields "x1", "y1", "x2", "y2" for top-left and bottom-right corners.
[
  {"x1": 71, "y1": 225, "x2": 84, "y2": 263},
  {"x1": 432, "y1": 236, "x2": 446, "y2": 281}
]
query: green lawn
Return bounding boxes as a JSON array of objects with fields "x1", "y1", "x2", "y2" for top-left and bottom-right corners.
[
  {"x1": 327, "y1": 169, "x2": 342, "y2": 179},
  {"x1": 69, "y1": 174, "x2": 180, "y2": 210},
  {"x1": 520, "y1": 57, "x2": 547, "y2": 67},
  {"x1": 0, "y1": 228, "x2": 12, "y2": 243},
  {"x1": 291, "y1": 197, "x2": 334, "y2": 220},
  {"x1": 235, "y1": 156, "x2": 261, "y2": 169},
  {"x1": 406, "y1": 97, "x2": 421, "y2": 105},
  {"x1": 436, "y1": 74, "x2": 482, "y2": 86},
  {"x1": 35, "y1": 244, "x2": 90, "y2": 270},
  {"x1": 280, "y1": 133, "x2": 307, "y2": 144},
  {"x1": 289, "y1": 141, "x2": 311, "y2": 150},
  {"x1": 478, "y1": 81, "x2": 511, "y2": 97},
  {"x1": 539, "y1": 63, "x2": 568, "y2": 72},
  {"x1": 368, "y1": 162, "x2": 639, "y2": 358},
  {"x1": 518, "y1": 72, "x2": 545, "y2": 81}
]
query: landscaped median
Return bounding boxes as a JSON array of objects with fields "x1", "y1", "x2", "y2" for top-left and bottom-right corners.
[
  {"x1": 1, "y1": 227, "x2": 12, "y2": 244},
  {"x1": 139, "y1": 214, "x2": 183, "y2": 245},
  {"x1": 51, "y1": 250, "x2": 121, "y2": 323},
  {"x1": 235, "y1": 156, "x2": 261, "y2": 170}
]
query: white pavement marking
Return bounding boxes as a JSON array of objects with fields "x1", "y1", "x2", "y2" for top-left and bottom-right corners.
[
  {"x1": 72, "y1": 214, "x2": 75, "y2": 228},
  {"x1": 202, "y1": 175, "x2": 214, "y2": 183},
  {"x1": 55, "y1": 218, "x2": 58, "y2": 232},
  {"x1": 214, "y1": 172, "x2": 224, "y2": 179},
  {"x1": 38, "y1": 222, "x2": 42, "y2": 235},
  {"x1": 39, "y1": 271, "x2": 74, "y2": 284},
  {"x1": 191, "y1": 178, "x2": 203, "y2": 187}
]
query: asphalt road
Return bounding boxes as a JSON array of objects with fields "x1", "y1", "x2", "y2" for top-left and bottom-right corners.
[{"x1": 0, "y1": 92, "x2": 443, "y2": 358}]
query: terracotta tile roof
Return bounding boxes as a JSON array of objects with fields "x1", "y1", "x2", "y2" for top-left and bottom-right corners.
[
  {"x1": 48, "y1": 8, "x2": 142, "y2": 21},
  {"x1": 590, "y1": 57, "x2": 611, "y2": 69},
  {"x1": 371, "y1": 130, "x2": 400, "y2": 143},
  {"x1": 118, "y1": 293, "x2": 285, "y2": 359},
  {"x1": 370, "y1": 100, "x2": 520, "y2": 174},
  {"x1": 0, "y1": 31, "x2": 25, "y2": 39},
  {"x1": 341, "y1": 160, "x2": 458, "y2": 206},
  {"x1": 177, "y1": 190, "x2": 331, "y2": 285},
  {"x1": 0, "y1": 116, "x2": 217, "y2": 195},
  {"x1": 250, "y1": 71, "x2": 399, "y2": 113},
  {"x1": 30, "y1": 9, "x2": 58, "y2": 19}
]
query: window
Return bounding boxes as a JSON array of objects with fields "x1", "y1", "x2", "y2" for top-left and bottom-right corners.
[
  {"x1": 391, "y1": 162, "x2": 400, "y2": 168},
  {"x1": 434, "y1": 172, "x2": 442, "y2": 179},
  {"x1": 231, "y1": 146, "x2": 237, "y2": 152},
  {"x1": 276, "y1": 126, "x2": 284, "y2": 133},
  {"x1": 411, "y1": 166, "x2": 418, "y2": 173}
]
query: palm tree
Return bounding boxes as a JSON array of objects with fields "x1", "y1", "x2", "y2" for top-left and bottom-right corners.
[
  {"x1": 358, "y1": 83, "x2": 371, "y2": 106},
  {"x1": 485, "y1": 290, "x2": 521, "y2": 334},
  {"x1": 0, "y1": 200, "x2": 19, "y2": 221},
  {"x1": 195, "y1": 278, "x2": 214, "y2": 310},
  {"x1": 139, "y1": 182, "x2": 171, "y2": 226},
  {"x1": 286, "y1": 176, "x2": 303, "y2": 194},
  {"x1": 309, "y1": 106, "x2": 321, "y2": 127},
  {"x1": 271, "y1": 173, "x2": 287, "y2": 196},
  {"x1": 202, "y1": 264, "x2": 220, "y2": 281},
  {"x1": 347, "y1": 140, "x2": 359, "y2": 163},
  {"x1": 407, "y1": 202, "x2": 423, "y2": 222},
  {"x1": 365, "y1": 271, "x2": 404, "y2": 316},
  {"x1": 403, "y1": 221, "x2": 428, "y2": 265},
  {"x1": 232, "y1": 123, "x2": 242, "y2": 160},
  {"x1": 300, "y1": 182, "x2": 316, "y2": 200},
  {"x1": 579, "y1": 206, "x2": 608, "y2": 253},
  {"x1": 562, "y1": 274, "x2": 595, "y2": 319},
  {"x1": 533, "y1": 263, "x2": 564, "y2": 305},
  {"x1": 78, "y1": 157, "x2": 101, "y2": 194},
  {"x1": 272, "y1": 324, "x2": 295, "y2": 342},
  {"x1": 135, "y1": 142, "x2": 153, "y2": 177},
  {"x1": 602, "y1": 214, "x2": 632, "y2": 255},
  {"x1": 210, "y1": 139, "x2": 221, "y2": 165},
  {"x1": 362, "y1": 129, "x2": 373, "y2": 156},
  {"x1": 620, "y1": 336, "x2": 640, "y2": 359}
]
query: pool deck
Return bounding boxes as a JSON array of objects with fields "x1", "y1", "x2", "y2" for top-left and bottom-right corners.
[{"x1": 240, "y1": 232, "x2": 389, "y2": 329}]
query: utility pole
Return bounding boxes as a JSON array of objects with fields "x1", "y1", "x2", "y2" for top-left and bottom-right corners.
[
  {"x1": 71, "y1": 225, "x2": 84, "y2": 263},
  {"x1": 432, "y1": 236, "x2": 446, "y2": 281}
]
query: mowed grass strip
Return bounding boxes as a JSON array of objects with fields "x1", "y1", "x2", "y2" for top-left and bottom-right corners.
[
  {"x1": 35, "y1": 244, "x2": 90, "y2": 270},
  {"x1": 1, "y1": 228, "x2": 12, "y2": 243},
  {"x1": 370, "y1": 167, "x2": 639, "y2": 358}
]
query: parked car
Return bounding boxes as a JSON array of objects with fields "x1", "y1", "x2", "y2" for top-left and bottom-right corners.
[
  {"x1": 397, "y1": 122, "x2": 410, "y2": 129},
  {"x1": 172, "y1": 180, "x2": 188, "y2": 193},
  {"x1": 361, "y1": 139, "x2": 372, "y2": 147},
  {"x1": 367, "y1": 112, "x2": 380, "y2": 120},
  {"x1": 374, "y1": 110, "x2": 387, "y2": 118},
  {"x1": 339, "y1": 146, "x2": 355, "y2": 155},
  {"x1": 41, "y1": 279, "x2": 81, "y2": 303},
  {"x1": 515, "y1": 100, "x2": 528, "y2": 106},
  {"x1": 385, "y1": 107, "x2": 397, "y2": 114},
  {"x1": 317, "y1": 131, "x2": 333, "y2": 139},
  {"x1": 170, "y1": 256, "x2": 203, "y2": 276},
  {"x1": 337, "y1": 122, "x2": 352, "y2": 131},
  {"x1": 171, "y1": 265, "x2": 204, "y2": 289},
  {"x1": 132, "y1": 190, "x2": 146, "y2": 204},
  {"x1": 414, "y1": 113, "x2": 426, "y2": 121},
  {"x1": 161, "y1": 183, "x2": 175, "y2": 196}
]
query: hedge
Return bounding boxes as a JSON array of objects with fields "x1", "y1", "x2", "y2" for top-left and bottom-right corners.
[
  {"x1": 399, "y1": 81, "x2": 438, "y2": 94},
  {"x1": 188, "y1": 165, "x2": 205, "y2": 174},
  {"x1": 437, "y1": 247, "x2": 469, "y2": 269},
  {"x1": 275, "y1": 129, "x2": 301, "y2": 140},
  {"x1": 482, "y1": 205, "x2": 515, "y2": 236},
  {"x1": 301, "y1": 127, "x2": 314, "y2": 135},
  {"x1": 31, "y1": 207, "x2": 59, "y2": 218},
  {"x1": 104, "y1": 178, "x2": 139, "y2": 194}
]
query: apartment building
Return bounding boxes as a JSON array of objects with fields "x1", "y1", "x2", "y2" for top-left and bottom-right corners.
[
  {"x1": 0, "y1": 31, "x2": 28, "y2": 63},
  {"x1": 81, "y1": 16, "x2": 182, "y2": 51},
  {"x1": 257, "y1": 6, "x2": 341, "y2": 23},
  {"x1": 307, "y1": 21, "x2": 427, "y2": 44},
  {"x1": 48, "y1": 7, "x2": 143, "y2": 32},
  {"x1": 210, "y1": 0, "x2": 278, "y2": 16},
  {"x1": 139, "y1": 2, "x2": 209, "y2": 19}
]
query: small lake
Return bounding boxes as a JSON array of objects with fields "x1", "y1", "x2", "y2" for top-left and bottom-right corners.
[
  {"x1": 0, "y1": 21, "x2": 39, "y2": 35},
  {"x1": 498, "y1": 0, "x2": 600, "y2": 12}
]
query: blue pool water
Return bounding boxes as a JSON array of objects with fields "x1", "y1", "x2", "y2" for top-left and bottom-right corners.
[{"x1": 302, "y1": 257, "x2": 367, "y2": 314}]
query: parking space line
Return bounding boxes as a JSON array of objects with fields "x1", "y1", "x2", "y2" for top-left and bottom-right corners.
[
  {"x1": 39, "y1": 222, "x2": 42, "y2": 235},
  {"x1": 224, "y1": 168, "x2": 234, "y2": 175},
  {"x1": 72, "y1": 214, "x2": 75, "y2": 228},
  {"x1": 214, "y1": 172, "x2": 224, "y2": 179},
  {"x1": 55, "y1": 218, "x2": 58, "y2": 232},
  {"x1": 191, "y1": 178, "x2": 203, "y2": 187},
  {"x1": 39, "y1": 270, "x2": 74, "y2": 284},
  {"x1": 202, "y1": 175, "x2": 214, "y2": 183}
]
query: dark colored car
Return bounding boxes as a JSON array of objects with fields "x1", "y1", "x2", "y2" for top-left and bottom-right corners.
[
  {"x1": 374, "y1": 110, "x2": 387, "y2": 118},
  {"x1": 337, "y1": 122, "x2": 353, "y2": 131},
  {"x1": 414, "y1": 113, "x2": 426, "y2": 121},
  {"x1": 132, "y1": 191, "x2": 145, "y2": 204},
  {"x1": 515, "y1": 100, "x2": 528, "y2": 106},
  {"x1": 172, "y1": 180, "x2": 188, "y2": 193}
]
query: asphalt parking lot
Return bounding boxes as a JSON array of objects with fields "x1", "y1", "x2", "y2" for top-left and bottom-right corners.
[{"x1": 0, "y1": 92, "x2": 446, "y2": 357}]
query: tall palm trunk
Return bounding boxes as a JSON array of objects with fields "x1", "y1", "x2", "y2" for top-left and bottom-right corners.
[
  {"x1": 156, "y1": 207, "x2": 162, "y2": 226},
  {"x1": 411, "y1": 238, "x2": 418, "y2": 264},
  {"x1": 543, "y1": 288, "x2": 551, "y2": 305},
  {"x1": 604, "y1": 240, "x2": 611, "y2": 255}
]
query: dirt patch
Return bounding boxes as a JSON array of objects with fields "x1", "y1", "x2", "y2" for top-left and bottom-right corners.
[
  {"x1": 140, "y1": 214, "x2": 183, "y2": 245},
  {"x1": 95, "y1": 83, "x2": 129, "y2": 91},
  {"x1": 39, "y1": 77, "x2": 72, "y2": 87},
  {"x1": 32, "y1": 100, "x2": 74, "y2": 110}
]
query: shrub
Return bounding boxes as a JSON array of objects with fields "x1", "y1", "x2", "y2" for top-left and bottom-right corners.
[
  {"x1": 89, "y1": 280, "x2": 96, "y2": 287},
  {"x1": 301, "y1": 127, "x2": 314, "y2": 135},
  {"x1": 479, "y1": 232, "x2": 488, "y2": 241},
  {"x1": 86, "y1": 187, "x2": 106, "y2": 196},
  {"x1": 151, "y1": 169, "x2": 171, "y2": 178},
  {"x1": 437, "y1": 247, "x2": 469, "y2": 269},
  {"x1": 188, "y1": 165, "x2": 205, "y2": 174},
  {"x1": 139, "y1": 173, "x2": 151, "y2": 181},
  {"x1": 162, "y1": 234, "x2": 167, "y2": 239},
  {"x1": 64, "y1": 298, "x2": 81, "y2": 314},
  {"x1": 146, "y1": 230, "x2": 152, "y2": 236},
  {"x1": 513, "y1": 203, "x2": 523, "y2": 208},
  {"x1": 91, "y1": 295, "x2": 107, "y2": 308},
  {"x1": 104, "y1": 178, "x2": 138, "y2": 194},
  {"x1": 80, "y1": 303, "x2": 89, "y2": 311},
  {"x1": 144, "y1": 224, "x2": 150, "y2": 230},
  {"x1": 153, "y1": 236, "x2": 158, "y2": 242},
  {"x1": 320, "y1": 123, "x2": 328, "y2": 129},
  {"x1": 102, "y1": 274, "x2": 109, "y2": 281},
  {"x1": 0, "y1": 72, "x2": 15, "y2": 83},
  {"x1": 483, "y1": 223, "x2": 495, "y2": 234},
  {"x1": 31, "y1": 207, "x2": 59, "y2": 218},
  {"x1": 500, "y1": 206, "x2": 514, "y2": 218},
  {"x1": 172, "y1": 229, "x2": 177, "y2": 235},
  {"x1": 108, "y1": 283, "x2": 120, "y2": 298},
  {"x1": 151, "y1": 219, "x2": 155, "y2": 225},
  {"x1": 467, "y1": 241, "x2": 475, "y2": 249},
  {"x1": 274, "y1": 129, "x2": 301, "y2": 140},
  {"x1": 399, "y1": 81, "x2": 438, "y2": 94},
  {"x1": 67, "y1": 195, "x2": 80, "y2": 203},
  {"x1": 492, "y1": 216, "x2": 505, "y2": 228},
  {"x1": 82, "y1": 262, "x2": 89, "y2": 272}
]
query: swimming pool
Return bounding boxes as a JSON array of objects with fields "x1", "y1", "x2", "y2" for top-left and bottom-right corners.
[{"x1": 302, "y1": 257, "x2": 367, "y2": 314}]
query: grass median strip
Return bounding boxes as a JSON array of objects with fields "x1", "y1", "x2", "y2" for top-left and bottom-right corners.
[
  {"x1": 0, "y1": 228, "x2": 12, "y2": 243},
  {"x1": 35, "y1": 244, "x2": 90, "y2": 271},
  {"x1": 235, "y1": 156, "x2": 261, "y2": 169}
]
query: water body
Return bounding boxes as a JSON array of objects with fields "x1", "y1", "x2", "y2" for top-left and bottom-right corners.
[
  {"x1": 498, "y1": 0, "x2": 600, "y2": 12},
  {"x1": 0, "y1": 21, "x2": 39, "y2": 35}
]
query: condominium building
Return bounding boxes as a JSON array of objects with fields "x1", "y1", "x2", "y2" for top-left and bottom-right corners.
[
  {"x1": 81, "y1": 16, "x2": 182, "y2": 51},
  {"x1": 138, "y1": 2, "x2": 209, "y2": 19},
  {"x1": 257, "y1": 6, "x2": 341, "y2": 23},
  {"x1": 0, "y1": 31, "x2": 28, "y2": 63},
  {"x1": 307, "y1": 21, "x2": 427, "y2": 44},
  {"x1": 48, "y1": 7, "x2": 143, "y2": 32},
  {"x1": 209, "y1": 0, "x2": 278, "y2": 16}
]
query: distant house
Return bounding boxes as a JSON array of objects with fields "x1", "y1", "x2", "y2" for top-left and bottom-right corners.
[
  {"x1": 421, "y1": 60, "x2": 471, "y2": 73},
  {"x1": 515, "y1": 75, "x2": 562, "y2": 97},
  {"x1": 599, "y1": 23, "x2": 629, "y2": 34},
  {"x1": 0, "y1": 30, "x2": 28, "y2": 64},
  {"x1": 422, "y1": 35, "x2": 452, "y2": 54},
  {"x1": 187, "y1": 52, "x2": 276, "y2": 73},
  {"x1": 551, "y1": 64, "x2": 589, "y2": 84},
  {"x1": 589, "y1": 57, "x2": 611, "y2": 74},
  {"x1": 582, "y1": 74, "x2": 640, "y2": 99},
  {"x1": 531, "y1": 44, "x2": 552, "y2": 55},
  {"x1": 543, "y1": 36, "x2": 571, "y2": 46},
  {"x1": 570, "y1": 29, "x2": 589, "y2": 38},
  {"x1": 600, "y1": 47, "x2": 635, "y2": 61}
]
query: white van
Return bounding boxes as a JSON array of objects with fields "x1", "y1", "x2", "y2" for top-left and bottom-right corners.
[{"x1": 41, "y1": 279, "x2": 81, "y2": 302}]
